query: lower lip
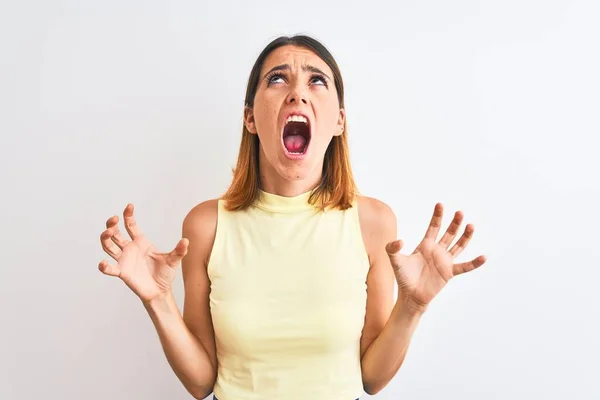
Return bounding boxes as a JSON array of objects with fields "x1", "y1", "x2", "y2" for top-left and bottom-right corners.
[{"x1": 282, "y1": 144, "x2": 310, "y2": 160}]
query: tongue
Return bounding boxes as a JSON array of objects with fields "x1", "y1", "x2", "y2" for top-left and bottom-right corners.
[{"x1": 284, "y1": 135, "x2": 307, "y2": 152}]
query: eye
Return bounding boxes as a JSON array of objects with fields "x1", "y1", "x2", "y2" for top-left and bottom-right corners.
[
  {"x1": 310, "y1": 74, "x2": 328, "y2": 87},
  {"x1": 267, "y1": 73, "x2": 285, "y2": 85}
]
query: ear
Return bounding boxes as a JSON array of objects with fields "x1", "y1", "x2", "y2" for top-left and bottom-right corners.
[
  {"x1": 244, "y1": 106, "x2": 257, "y2": 134},
  {"x1": 333, "y1": 108, "x2": 345, "y2": 137}
]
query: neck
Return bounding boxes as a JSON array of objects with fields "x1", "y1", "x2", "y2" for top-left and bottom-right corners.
[{"x1": 258, "y1": 151, "x2": 322, "y2": 197}]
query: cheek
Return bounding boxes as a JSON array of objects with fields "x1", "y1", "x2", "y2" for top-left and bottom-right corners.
[
  {"x1": 254, "y1": 96, "x2": 281, "y2": 133},
  {"x1": 253, "y1": 106, "x2": 276, "y2": 136},
  {"x1": 316, "y1": 100, "x2": 341, "y2": 134}
]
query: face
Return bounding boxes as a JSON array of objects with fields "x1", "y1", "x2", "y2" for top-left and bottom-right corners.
[{"x1": 244, "y1": 45, "x2": 345, "y2": 184}]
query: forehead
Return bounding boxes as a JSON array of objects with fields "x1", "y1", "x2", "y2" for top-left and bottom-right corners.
[{"x1": 260, "y1": 45, "x2": 333, "y2": 76}]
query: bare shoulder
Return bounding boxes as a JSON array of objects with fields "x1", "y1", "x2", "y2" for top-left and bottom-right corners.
[
  {"x1": 356, "y1": 195, "x2": 397, "y2": 247},
  {"x1": 182, "y1": 199, "x2": 219, "y2": 266},
  {"x1": 183, "y1": 198, "x2": 219, "y2": 230}
]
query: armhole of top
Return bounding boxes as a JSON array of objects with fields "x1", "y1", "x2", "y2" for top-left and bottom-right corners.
[
  {"x1": 350, "y1": 196, "x2": 371, "y2": 271},
  {"x1": 206, "y1": 199, "x2": 226, "y2": 278}
]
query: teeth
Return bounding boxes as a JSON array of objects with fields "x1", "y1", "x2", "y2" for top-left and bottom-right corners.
[{"x1": 286, "y1": 115, "x2": 308, "y2": 124}]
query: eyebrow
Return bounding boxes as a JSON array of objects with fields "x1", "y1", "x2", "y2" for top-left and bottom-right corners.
[{"x1": 262, "y1": 63, "x2": 332, "y2": 81}]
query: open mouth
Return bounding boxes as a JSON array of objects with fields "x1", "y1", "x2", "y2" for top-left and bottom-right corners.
[{"x1": 282, "y1": 114, "x2": 311, "y2": 157}]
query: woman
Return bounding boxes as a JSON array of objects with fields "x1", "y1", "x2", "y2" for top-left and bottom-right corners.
[{"x1": 98, "y1": 35, "x2": 486, "y2": 400}]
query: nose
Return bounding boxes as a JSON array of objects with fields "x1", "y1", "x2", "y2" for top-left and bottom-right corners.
[{"x1": 286, "y1": 86, "x2": 308, "y2": 105}]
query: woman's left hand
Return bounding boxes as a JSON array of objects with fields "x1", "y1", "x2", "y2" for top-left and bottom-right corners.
[{"x1": 386, "y1": 203, "x2": 487, "y2": 312}]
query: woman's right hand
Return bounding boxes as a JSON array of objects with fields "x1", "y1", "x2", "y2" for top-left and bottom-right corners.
[{"x1": 98, "y1": 203, "x2": 189, "y2": 303}]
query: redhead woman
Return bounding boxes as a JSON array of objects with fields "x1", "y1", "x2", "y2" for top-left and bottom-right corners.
[{"x1": 98, "y1": 35, "x2": 486, "y2": 400}]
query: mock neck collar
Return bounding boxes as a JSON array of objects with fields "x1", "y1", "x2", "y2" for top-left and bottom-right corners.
[{"x1": 254, "y1": 189, "x2": 315, "y2": 213}]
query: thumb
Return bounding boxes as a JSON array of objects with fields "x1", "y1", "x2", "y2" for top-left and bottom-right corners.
[
  {"x1": 166, "y1": 238, "x2": 189, "y2": 267},
  {"x1": 385, "y1": 239, "x2": 404, "y2": 256}
]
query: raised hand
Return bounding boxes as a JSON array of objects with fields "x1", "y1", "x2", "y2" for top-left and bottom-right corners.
[
  {"x1": 98, "y1": 204, "x2": 189, "y2": 303},
  {"x1": 385, "y1": 203, "x2": 487, "y2": 311}
]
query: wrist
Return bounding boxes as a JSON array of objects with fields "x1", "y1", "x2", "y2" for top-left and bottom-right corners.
[
  {"x1": 396, "y1": 290, "x2": 428, "y2": 316},
  {"x1": 142, "y1": 290, "x2": 175, "y2": 314},
  {"x1": 388, "y1": 293, "x2": 425, "y2": 332}
]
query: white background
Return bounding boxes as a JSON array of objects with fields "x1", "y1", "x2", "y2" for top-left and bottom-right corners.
[{"x1": 1, "y1": 0, "x2": 598, "y2": 399}]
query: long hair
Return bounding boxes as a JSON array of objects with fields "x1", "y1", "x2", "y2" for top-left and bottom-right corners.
[{"x1": 221, "y1": 35, "x2": 357, "y2": 211}]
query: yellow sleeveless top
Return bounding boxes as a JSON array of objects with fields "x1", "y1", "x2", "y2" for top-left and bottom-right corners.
[{"x1": 207, "y1": 189, "x2": 370, "y2": 400}]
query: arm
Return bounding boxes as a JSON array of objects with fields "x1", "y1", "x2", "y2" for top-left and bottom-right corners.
[
  {"x1": 358, "y1": 199, "x2": 487, "y2": 395},
  {"x1": 357, "y1": 197, "x2": 423, "y2": 395},
  {"x1": 143, "y1": 199, "x2": 219, "y2": 399}
]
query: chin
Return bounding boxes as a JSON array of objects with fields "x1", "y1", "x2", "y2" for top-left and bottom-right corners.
[
  {"x1": 273, "y1": 139, "x2": 329, "y2": 183},
  {"x1": 276, "y1": 159, "x2": 316, "y2": 181}
]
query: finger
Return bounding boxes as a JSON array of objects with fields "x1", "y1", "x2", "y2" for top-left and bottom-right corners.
[
  {"x1": 452, "y1": 255, "x2": 487, "y2": 276},
  {"x1": 448, "y1": 224, "x2": 475, "y2": 259},
  {"x1": 424, "y1": 203, "x2": 444, "y2": 241},
  {"x1": 123, "y1": 203, "x2": 142, "y2": 240},
  {"x1": 165, "y1": 238, "x2": 190, "y2": 267},
  {"x1": 105, "y1": 216, "x2": 129, "y2": 249},
  {"x1": 98, "y1": 260, "x2": 121, "y2": 277},
  {"x1": 438, "y1": 211, "x2": 464, "y2": 249},
  {"x1": 100, "y1": 227, "x2": 122, "y2": 260},
  {"x1": 385, "y1": 240, "x2": 408, "y2": 268},
  {"x1": 385, "y1": 239, "x2": 404, "y2": 255}
]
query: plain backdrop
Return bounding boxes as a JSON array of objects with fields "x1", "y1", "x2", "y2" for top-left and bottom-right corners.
[{"x1": 1, "y1": 0, "x2": 598, "y2": 399}]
